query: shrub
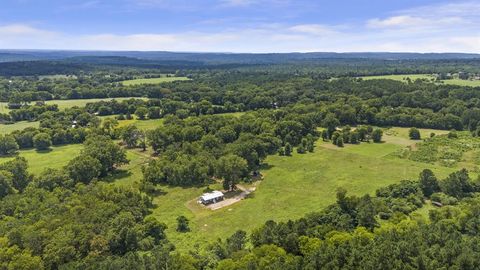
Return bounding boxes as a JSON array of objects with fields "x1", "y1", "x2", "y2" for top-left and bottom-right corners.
[
  {"x1": 33, "y1": 132, "x2": 52, "y2": 150},
  {"x1": 409, "y1": 128, "x2": 421, "y2": 140}
]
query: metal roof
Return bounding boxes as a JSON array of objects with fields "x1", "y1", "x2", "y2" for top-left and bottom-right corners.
[{"x1": 200, "y1": 191, "x2": 224, "y2": 201}]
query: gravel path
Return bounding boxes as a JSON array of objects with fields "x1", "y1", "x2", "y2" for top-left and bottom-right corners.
[{"x1": 207, "y1": 185, "x2": 255, "y2": 210}]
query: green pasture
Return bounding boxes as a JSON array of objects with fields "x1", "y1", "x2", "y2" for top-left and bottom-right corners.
[
  {"x1": 125, "y1": 127, "x2": 458, "y2": 251},
  {"x1": 0, "y1": 97, "x2": 147, "y2": 112},
  {"x1": 121, "y1": 77, "x2": 190, "y2": 86},
  {"x1": 361, "y1": 74, "x2": 480, "y2": 87},
  {"x1": 0, "y1": 144, "x2": 83, "y2": 174},
  {"x1": 0, "y1": 121, "x2": 39, "y2": 135}
]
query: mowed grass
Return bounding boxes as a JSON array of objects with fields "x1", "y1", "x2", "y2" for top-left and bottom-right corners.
[
  {"x1": 0, "y1": 144, "x2": 83, "y2": 174},
  {"x1": 142, "y1": 127, "x2": 458, "y2": 251},
  {"x1": 121, "y1": 77, "x2": 190, "y2": 86},
  {"x1": 104, "y1": 112, "x2": 244, "y2": 131},
  {"x1": 45, "y1": 98, "x2": 148, "y2": 110},
  {"x1": 361, "y1": 74, "x2": 480, "y2": 87},
  {"x1": 0, "y1": 121, "x2": 39, "y2": 135},
  {"x1": 440, "y1": 79, "x2": 480, "y2": 87},
  {"x1": 361, "y1": 74, "x2": 436, "y2": 82}
]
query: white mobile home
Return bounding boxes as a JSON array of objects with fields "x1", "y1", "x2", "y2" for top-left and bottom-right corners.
[{"x1": 199, "y1": 191, "x2": 224, "y2": 205}]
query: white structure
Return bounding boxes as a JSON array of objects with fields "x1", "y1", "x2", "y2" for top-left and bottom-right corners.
[{"x1": 199, "y1": 191, "x2": 224, "y2": 205}]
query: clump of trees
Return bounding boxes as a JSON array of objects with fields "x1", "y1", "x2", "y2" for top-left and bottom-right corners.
[
  {"x1": 0, "y1": 134, "x2": 19, "y2": 155},
  {"x1": 33, "y1": 132, "x2": 52, "y2": 150},
  {"x1": 327, "y1": 125, "x2": 383, "y2": 147},
  {"x1": 142, "y1": 111, "x2": 316, "y2": 188}
]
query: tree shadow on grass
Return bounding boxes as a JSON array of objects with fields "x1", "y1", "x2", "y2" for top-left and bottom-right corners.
[
  {"x1": 259, "y1": 163, "x2": 274, "y2": 170},
  {"x1": 0, "y1": 152, "x2": 20, "y2": 158},
  {"x1": 35, "y1": 148, "x2": 53, "y2": 154},
  {"x1": 224, "y1": 190, "x2": 242, "y2": 199},
  {"x1": 104, "y1": 169, "x2": 132, "y2": 183}
]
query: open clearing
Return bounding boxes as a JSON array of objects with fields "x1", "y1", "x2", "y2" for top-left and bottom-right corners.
[
  {"x1": 0, "y1": 121, "x2": 39, "y2": 135},
  {"x1": 0, "y1": 144, "x2": 83, "y2": 174},
  {"x1": 107, "y1": 127, "x2": 459, "y2": 251},
  {"x1": 361, "y1": 74, "x2": 480, "y2": 87},
  {"x1": 104, "y1": 112, "x2": 244, "y2": 130},
  {"x1": 121, "y1": 77, "x2": 190, "y2": 86},
  {"x1": 0, "y1": 97, "x2": 148, "y2": 112}
]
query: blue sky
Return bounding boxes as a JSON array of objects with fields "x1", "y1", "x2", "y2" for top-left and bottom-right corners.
[{"x1": 0, "y1": 0, "x2": 479, "y2": 52}]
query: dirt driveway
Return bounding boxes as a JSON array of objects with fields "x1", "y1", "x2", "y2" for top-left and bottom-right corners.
[{"x1": 207, "y1": 185, "x2": 255, "y2": 210}]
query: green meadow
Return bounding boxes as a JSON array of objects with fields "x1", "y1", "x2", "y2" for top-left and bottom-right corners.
[
  {"x1": 0, "y1": 144, "x2": 83, "y2": 174},
  {"x1": 105, "y1": 112, "x2": 244, "y2": 130},
  {"x1": 0, "y1": 121, "x2": 39, "y2": 135},
  {"x1": 44, "y1": 97, "x2": 148, "y2": 110},
  {"x1": 121, "y1": 77, "x2": 190, "y2": 86},
  {"x1": 361, "y1": 74, "x2": 480, "y2": 87},
  {"x1": 0, "y1": 97, "x2": 148, "y2": 112},
  {"x1": 107, "y1": 127, "x2": 459, "y2": 250},
  {"x1": 361, "y1": 74, "x2": 436, "y2": 82}
]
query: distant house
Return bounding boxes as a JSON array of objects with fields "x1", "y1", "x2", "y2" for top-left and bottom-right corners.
[
  {"x1": 199, "y1": 191, "x2": 224, "y2": 205},
  {"x1": 432, "y1": 201, "x2": 443, "y2": 207}
]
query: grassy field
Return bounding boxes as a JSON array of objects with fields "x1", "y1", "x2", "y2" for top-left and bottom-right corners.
[
  {"x1": 0, "y1": 121, "x2": 40, "y2": 135},
  {"x1": 361, "y1": 74, "x2": 480, "y2": 87},
  {"x1": 0, "y1": 97, "x2": 147, "y2": 113},
  {"x1": 1, "y1": 125, "x2": 463, "y2": 251},
  {"x1": 361, "y1": 74, "x2": 436, "y2": 82},
  {"x1": 103, "y1": 126, "x2": 459, "y2": 251},
  {"x1": 0, "y1": 102, "x2": 10, "y2": 114},
  {"x1": 44, "y1": 98, "x2": 147, "y2": 110},
  {"x1": 121, "y1": 77, "x2": 190, "y2": 86},
  {"x1": 440, "y1": 79, "x2": 480, "y2": 87},
  {"x1": 103, "y1": 112, "x2": 244, "y2": 130},
  {"x1": 0, "y1": 144, "x2": 83, "y2": 174}
]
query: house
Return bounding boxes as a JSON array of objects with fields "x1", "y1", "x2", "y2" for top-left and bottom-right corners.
[
  {"x1": 432, "y1": 201, "x2": 443, "y2": 207},
  {"x1": 199, "y1": 191, "x2": 224, "y2": 205}
]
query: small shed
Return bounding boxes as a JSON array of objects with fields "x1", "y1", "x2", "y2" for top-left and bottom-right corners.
[
  {"x1": 199, "y1": 191, "x2": 224, "y2": 205},
  {"x1": 432, "y1": 201, "x2": 443, "y2": 207}
]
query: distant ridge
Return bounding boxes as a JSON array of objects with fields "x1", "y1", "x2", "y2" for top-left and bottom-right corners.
[{"x1": 1, "y1": 50, "x2": 479, "y2": 64}]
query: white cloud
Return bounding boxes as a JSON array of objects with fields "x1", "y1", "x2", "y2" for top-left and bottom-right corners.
[
  {"x1": 219, "y1": 0, "x2": 256, "y2": 7},
  {"x1": 367, "y1": 16, "x2": 428, "y2": 28},
  {"x1": 0, "y1": 1, "x2": 479, "y2": 53},
  {"x1": 0, "y1": 24, "x2": 51, "y2": 35},
  {"x1": 288, "y1": 24, "x2": 338, "y2": 36}
]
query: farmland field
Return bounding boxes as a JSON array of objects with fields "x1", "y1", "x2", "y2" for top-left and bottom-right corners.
[
  {"x1": 0, "y1": 121, "x2": 39, "y2": 134},
  {"x1": 104, "y1": 112, "x2": 244, "y2": 130},
  {"x1": 361, "y1": 74, "x2": 480, "y2": 87},
  {"x1": 361, "y1": 74, "x2": 436, "y2": 82},
  {"x1": 0, "y1": 97, "x2": 148, "y2": 112},
  {"x1": 0, "y1": 144, "x2": 83, "y2": 174},
  {"x1": 104, "y1": 127, "x2": 458, "y2": 250},
  {"x1": 121, "y1": 76, "x2": 190, "y2": 86}
]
